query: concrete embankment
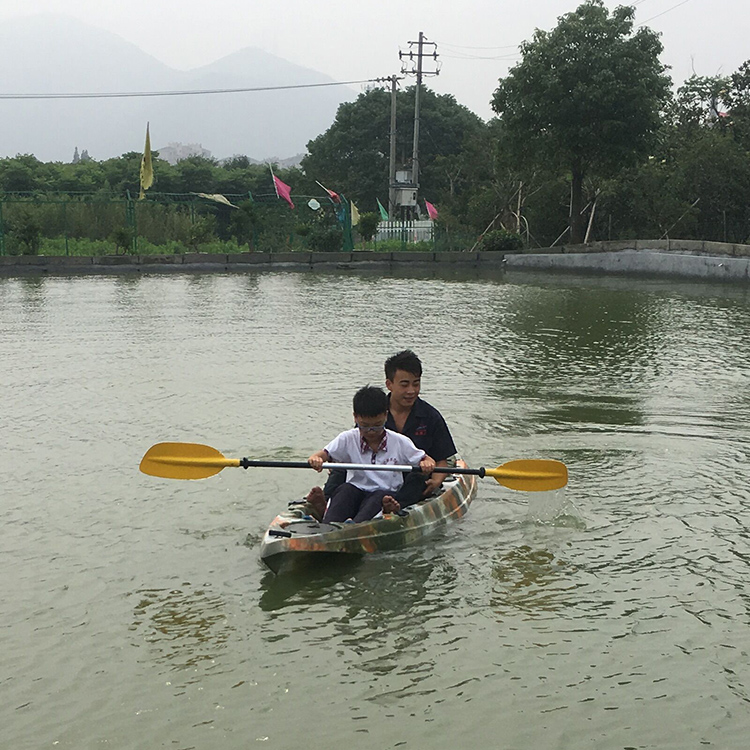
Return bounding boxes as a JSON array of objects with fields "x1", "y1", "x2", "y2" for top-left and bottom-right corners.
[
  {"x1": 2, "y1": 240, "x2": 750, "y2": 282},
  {"x1": 0, "y1": 250, "x2": 502, "y2": 276},
  {"x1": 503, "y1": 239, "x2": 750, "y2": 283}
]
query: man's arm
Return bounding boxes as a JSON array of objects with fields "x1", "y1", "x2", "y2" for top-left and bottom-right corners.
[
  {"x1": 423, "y1": 405, "x2": 457, "y2": 497},
  {"x1": 423, "y1": 459, "x2": 449, "y2": 496}
]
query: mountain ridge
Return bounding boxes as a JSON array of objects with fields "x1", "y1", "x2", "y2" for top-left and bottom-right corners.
[{"x1": 0, "y1": 14, "x2": 355, "y2": 162}]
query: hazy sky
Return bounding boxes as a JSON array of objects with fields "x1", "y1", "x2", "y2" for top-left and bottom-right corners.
[{"x1": 0, "y1": 0, "x2": 744, "y2": 120}]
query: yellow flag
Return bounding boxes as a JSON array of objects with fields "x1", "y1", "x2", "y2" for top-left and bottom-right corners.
[
  {"x1": 194, "y1": 193, "x2": 239, "y2": 209},
  {"x1": 350, "y1": 201, "x2": 360, "y2": 226},
  {"x1": 139, "y1": 123, "x2": 154, "y2": 200}
]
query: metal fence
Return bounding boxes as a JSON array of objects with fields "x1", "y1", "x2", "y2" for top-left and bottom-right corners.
[
  {"x1": 0, "y1": 192, "x2": 477, "y2": 256},
  {"x1": 0, "y1": 190, "x2": 295, "y2": 256},
  {"x1": 375, "y1": 220, "x2": 435, "y2": 243}
]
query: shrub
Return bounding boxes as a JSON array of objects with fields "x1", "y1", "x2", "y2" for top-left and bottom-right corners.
[
  {"x1": 357, "y1": 212, "x2": 380, "y2": 243},
  {"x1": 10, "y1": 210, "x2": 42, "y2": 255},
  {"x1": 305, "y1": 225, "x2": 343, "y2": 252},
  {"x1": 479, "y1": 229, "x2": 524, "y2": 253},
  {"x1": 188, "y1": 216, "x2": 217, "y2": 252},
  {"x1": 110, "y1": 226, "x2": 134, "y2": 254}
]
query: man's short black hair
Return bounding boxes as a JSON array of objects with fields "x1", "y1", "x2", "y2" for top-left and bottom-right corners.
[
  {"x1": 385, "y1": 349, "x2": 423, "y2": 381},
  {"x1": 353, "y1": 385, "x2": 388, "y2": 417}
]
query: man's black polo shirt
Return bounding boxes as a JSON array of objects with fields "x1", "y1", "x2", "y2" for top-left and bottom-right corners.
[{"x1": 385, "y1": 396, "x2": 457, "y2": 462}]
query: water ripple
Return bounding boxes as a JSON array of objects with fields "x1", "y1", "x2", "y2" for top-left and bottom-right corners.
[{"x1": 3, "y1": 271, "x2": 750, "y2": 748}]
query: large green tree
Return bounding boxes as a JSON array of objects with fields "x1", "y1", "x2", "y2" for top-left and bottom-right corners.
[
  {"x1": 301, "y1": 85, "x2": 485, "y2": 213},
  {"x1": 725, "y1": 61, "x2": 750, "y2": 147},
  {"x1": 491, "y1": 0, "x2": 670, "y2": 244}
]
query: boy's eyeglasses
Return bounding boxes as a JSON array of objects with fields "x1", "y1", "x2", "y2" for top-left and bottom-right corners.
[{"x1": 356, "y1": 422, "x2": 386, "y2": 433}]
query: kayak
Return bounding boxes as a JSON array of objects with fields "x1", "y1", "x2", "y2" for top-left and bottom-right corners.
[{"x1": 259, "y1": 460, "x2": 477, "y2": 574}]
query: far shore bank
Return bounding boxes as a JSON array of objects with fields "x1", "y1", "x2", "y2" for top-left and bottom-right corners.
[{"x1": 2, "y1": 239, "x2": 750, "y2": 283}]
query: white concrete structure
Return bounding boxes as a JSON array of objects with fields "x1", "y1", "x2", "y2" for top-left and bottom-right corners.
[{"x1": 503, "y1": 240, "x2": 750, "y2": 282}]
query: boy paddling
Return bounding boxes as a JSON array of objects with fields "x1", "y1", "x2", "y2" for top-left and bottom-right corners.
[
  {"x1": 318, "y1": 350, "x2": 457, "y2": 513},
  {"x1": 307, "y1": 386, "x2": 435, "y2": 523}
]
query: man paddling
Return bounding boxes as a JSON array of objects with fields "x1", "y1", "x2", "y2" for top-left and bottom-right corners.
[
  {"x1": 380, "y1": 349, "x2": 457, "y2": 513},
  {"x1": 308, "y1": 349, "x2": 457, "y2": 518}
]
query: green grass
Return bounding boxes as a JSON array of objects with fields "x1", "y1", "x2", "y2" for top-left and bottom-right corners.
[{"x1": 9, "y1": 234, "x2": 479, "y2": 257}]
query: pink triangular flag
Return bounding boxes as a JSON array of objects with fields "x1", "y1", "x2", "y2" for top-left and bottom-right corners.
[
  {"x1": 273, "y1": 174, "x2": 295, "y2": 209},
  {"x1": 316, "y1": 181, "x2": 341, "y2": 203}
]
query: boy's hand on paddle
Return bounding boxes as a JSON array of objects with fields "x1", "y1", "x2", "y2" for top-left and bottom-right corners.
[
  {"x1": 419, "y1": 455, "x2": 436, "y2": 476},
  {"x1": 308, "y1": 454, "x2": 324, "y2": 472}
]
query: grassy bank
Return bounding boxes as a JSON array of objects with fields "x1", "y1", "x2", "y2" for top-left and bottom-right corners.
[{"x1": 17, "y1": 237, "x2": 441, "y2": 257}]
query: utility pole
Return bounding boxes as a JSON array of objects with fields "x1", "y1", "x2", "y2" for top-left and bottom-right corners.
[
  {"x1": 399, "y1": 32, "x2": 439, "y2": 216},
  {"x1": 388, "y1": 75, "x2": 399, "y2": 219}
]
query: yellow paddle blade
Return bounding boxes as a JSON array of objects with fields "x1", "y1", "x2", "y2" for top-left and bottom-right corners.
[
  {"x1": 486, "y1": 459, "x2": 568, "y2": 492},
  {"x1": 139, "y1": 442, "x2": 240, "y2": 480}
]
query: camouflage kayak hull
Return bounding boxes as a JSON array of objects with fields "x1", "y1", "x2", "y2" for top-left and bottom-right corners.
[{"x1": 259, "y1": 463, "x2": 477, "y2": 574}]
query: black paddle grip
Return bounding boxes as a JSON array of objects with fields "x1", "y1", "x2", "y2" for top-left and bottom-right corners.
[{"x1": 239, "y1": 458, "x2": 311, "y2": 470}]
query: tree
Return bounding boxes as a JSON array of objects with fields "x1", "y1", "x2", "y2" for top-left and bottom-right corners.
[
  {"x1": 670, "y1": 129, "x2": 750, "y2": 242},
  {"x1": 302, "y1": 85, "x2": 485, "y2": 214},
  {"x1": 674, "y1": 75, "x2": 731, "y2": 129},
  {"x1": 98, "y1": 152, "x2": 144, "y2": 195},
  {"x1": 450, "y1": 118, "x2": 567, "y2": 245},
  {"x1": 491, "y1": 0, "x2": 671, "y2": 243},
  {"x1": 174, "y1": 156, "x2": 218, "y2": 193},
  {"x1": 0, "y1": 154, "x2": 48, "y2": 192},
  {"x1": 229, "y1": 200, "x2": 264, "y2": 249},
  {"x1": 726, "y1": 60, "x2": 750, "y2": 147}
]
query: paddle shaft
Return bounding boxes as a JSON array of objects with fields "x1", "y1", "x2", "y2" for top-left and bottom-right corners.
[
  {"x1": 242, "y1": 460, "x2": 494, "y2": 478},
  {"x1": 243, "y1": 459, "x2": 440, "y2": 473}
]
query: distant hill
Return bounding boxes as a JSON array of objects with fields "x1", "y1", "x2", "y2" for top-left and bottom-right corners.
[
  {"x1": 156, "y1": 143, "x2": 214, "y2": 166},
  {"x1": 0, "y1": 14, "x2": 356, "y2": 163}
]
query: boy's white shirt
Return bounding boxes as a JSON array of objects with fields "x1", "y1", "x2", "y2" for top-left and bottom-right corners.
[{"x1": 324, "y1": 428, "x2": 426, "y2": 493}]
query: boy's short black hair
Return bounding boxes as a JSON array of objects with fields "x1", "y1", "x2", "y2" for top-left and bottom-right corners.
[
  {"x1": 353, "y1": 385, "x2": 388, "y2": 417},
  {"x1": 385, "y1": 349, "x2": 423, "y2": 381}
]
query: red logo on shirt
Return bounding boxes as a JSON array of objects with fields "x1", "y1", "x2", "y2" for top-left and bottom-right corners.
[{"x1": 414, "y1": 424, "x2": 427, "y2": 436}]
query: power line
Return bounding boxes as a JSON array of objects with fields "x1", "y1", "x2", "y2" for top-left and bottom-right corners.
[
  {"x1": 435, "y1": 40, "x2": 520, "y2": 60},
  {"x1": 441, "y1": 52, "x2": 521, "y2": 61},
  {"x1": 0, "y1": 78, "x2": 380, "y2": 101},
  {"x1": 638, "y1": 0, "x2": 692, "y2": 25},
  {"x1": 437, "y1": 0, "x2": 686, "y2": 61},
  {"x1": 436, "y1": 41, "x2": 519, "y2": 51}
]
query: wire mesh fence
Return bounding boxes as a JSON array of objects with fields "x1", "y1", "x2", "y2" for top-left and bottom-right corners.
[{"x1": 0, "y1": 191, "x2": 477, "y2": 256}]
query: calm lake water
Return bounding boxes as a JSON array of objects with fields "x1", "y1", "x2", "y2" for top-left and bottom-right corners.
[{"x1": 2, "y1": 267, "x2": 749, "y2": 749}]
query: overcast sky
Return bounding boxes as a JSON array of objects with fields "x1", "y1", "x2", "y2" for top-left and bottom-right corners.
[{"x1": 0, "y1": 0, "x2": 743, "y2": 120}]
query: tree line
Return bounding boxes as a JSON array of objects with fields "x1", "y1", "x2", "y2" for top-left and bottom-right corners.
[{"x1": 2, "y1": 0, "x2": 749, "y2": 253}]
